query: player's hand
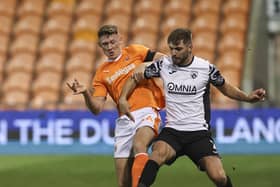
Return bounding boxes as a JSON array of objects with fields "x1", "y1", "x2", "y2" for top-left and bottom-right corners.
[
  {"x1": 248, "y1": 88, "x2": 266, "y2": 103},
  {"x1": 132, "y1": 64, "x2": 146, "y2": 82},
  {"x1": 66, "y1": 79, "x2": 87, "y2": 95},
  {"x1": 118, "y1": 98, "x2": 135, "y2": 122}
]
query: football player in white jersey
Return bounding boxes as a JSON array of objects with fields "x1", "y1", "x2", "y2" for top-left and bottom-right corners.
[{"x1": 118, "y1": 28, "x2": 266, "y2": 187}]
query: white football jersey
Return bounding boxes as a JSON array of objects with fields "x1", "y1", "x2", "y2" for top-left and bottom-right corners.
[{"x1": 144, "y1": 56, "x2": 225, "y2": 131}]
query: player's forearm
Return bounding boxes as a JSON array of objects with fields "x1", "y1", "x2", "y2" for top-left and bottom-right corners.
[
  {"x1": 119, "y1": 77, "x2": 137, "y2": 101},
  {"x1": 218, "y1": 82, "x2": 251, "y2": 102},
  {"x1": 82, "y1": 90, "x2": 102, "y2": 115}
]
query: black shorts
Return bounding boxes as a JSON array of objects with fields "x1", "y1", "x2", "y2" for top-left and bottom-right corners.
[{"x1": 155, "y1": 127, "x2": 219, "y2": 170}]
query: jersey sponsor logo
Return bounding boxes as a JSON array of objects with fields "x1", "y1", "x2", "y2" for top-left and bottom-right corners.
[
  {"x1": 106, "y1": 63, "x2": 136, "y2": 84},
  {"x1": 167, "y1": 82, "x2": 197, "y2": 95},
  {"x1": 191, "y1": 71, "x2": 198, "y2": 79}
]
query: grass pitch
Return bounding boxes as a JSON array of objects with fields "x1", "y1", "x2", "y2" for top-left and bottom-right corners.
[{"x1": 0, "y1": 155, "x2": 279, "y2": 187}]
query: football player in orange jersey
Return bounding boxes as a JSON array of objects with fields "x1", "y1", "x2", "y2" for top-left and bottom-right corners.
[{"x1": 67, "y1": 25, "x2": 165, "y2": 187}]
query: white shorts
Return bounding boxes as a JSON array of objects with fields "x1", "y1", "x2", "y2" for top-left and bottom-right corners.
[{"x1": 114, "y1": 107, "x2": 161, "y2": 158}]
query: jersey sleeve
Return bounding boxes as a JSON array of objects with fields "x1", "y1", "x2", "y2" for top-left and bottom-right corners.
[
  {"x1": 92, "y1": 70, "x2": 108, "y2": 97},
  {"x1": 209, "y1": 64, "x2": 225, "y2": 87},
  {"x1": 127, "y1": 44, "x2": 154, "y2": 62},
  {"x1": 144, "y1": 58, "x2": 163, "y2": 79}
]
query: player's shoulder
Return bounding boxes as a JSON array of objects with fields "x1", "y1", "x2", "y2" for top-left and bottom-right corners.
[
  {"x1": 192, "y1": 56, "x2": 212, "y2": 68},
  {"x1": 193, "y1": 56, "x2": 210, "y2": 64},
  {"x1": 156, "y1": 56, "x2": 172, "y2": 64},
  {"x1": 124, "y1": 44, "x2": 149, "y2": 53},
  {"x1": 95, "y1": 61, "x2": 109, "y2": 74}
]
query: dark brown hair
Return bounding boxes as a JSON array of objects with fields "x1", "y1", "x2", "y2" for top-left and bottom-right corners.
[
  {"x1": 98, "y1": 25, "x2": 118, "y2": 38},
  {"x1": 167, "y1": 28, "x2": 192, "y2": 45}
]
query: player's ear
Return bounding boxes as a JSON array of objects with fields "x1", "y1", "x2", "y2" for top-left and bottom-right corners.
[
  {"x1": 118, "y1": 34, "x2": 123, "y2": 42},
  {"x1": 188, "y1": 42, "x2": 193, "y2": 51}
]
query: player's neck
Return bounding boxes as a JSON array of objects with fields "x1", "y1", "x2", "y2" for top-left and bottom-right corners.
[
  {"x1": 108, "y1": 52, "x2": 122, "y2": 62},
  {"x1": 178, "y1": 55, "x2": 194, "y2": 67}
]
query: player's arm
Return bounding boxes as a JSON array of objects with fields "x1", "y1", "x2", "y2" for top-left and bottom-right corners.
[
  {"x1": 67, "y1": 79, "x2": 105, "y2": 115},
  {"x1": 209, "y1": 64, "x2": 266, "y2": 103},
  {"x1": 118, "y1": 60, "x2": 162, "y2": 120},
  {"x1": 82, "y1": 89, "x2": 106, "y2": 115},
  {"x1": 217, "y1": 82, "x2": 266, "y2": 103}
]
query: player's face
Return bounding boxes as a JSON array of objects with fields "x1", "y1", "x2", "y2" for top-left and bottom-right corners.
[
  {"x1": 99, "y1": 34, "x2": 121, "y2": 60},
  {"x1": 169, "y1": 40, "x2": 192, "y2": 66}
]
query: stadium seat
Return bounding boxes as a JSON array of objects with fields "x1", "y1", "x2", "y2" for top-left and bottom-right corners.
[
  {"x1": 220, "y1": 14, "x2": 247, "y2": 35},
  {"x1": 160, "y1": 14, "x2": 189, "y2": 36},
  {"x1": 131, "y1": 15, "x2": 159, "y2": 36},
  {"x1": 103, "y1": 14, "x2": 130, "y2": 37},
  {"x1": 193, "y1": 0, "x2": 221, "y2": 16},
  {"x1": 212, "y1": 89, "x2": 239, "y2": 109},
  {"x1": 223, "y1": 0, "x2": 250, "y2": 16},
  {"x1": 216, "y1": 51, "x2": 243, "y2": 72},
  {"x1": 60, "y1": 93, "x2": 86, "y2": 110},
  {"x1": 192, "y1": 33, "x2": 217, "y2": 53},
  {"x1": 6, "y1": 53, "x2": 35, "y2": 74},
  {"x1": 157, "y1": 35, "x2": 169, "y2": 54},
  {"x1": 66, "y1": 53, "x2": 95, "y2": 74},
  {"x1": 105, "y1": 0, "x2": 132, "y2": 17},
  {"x1": 130, "y1": 32, "x2": 158, "y2": 50},
  {"x1": 73, "y1": 15, "x2": 98, "y2": 41},
  {"x1": 76, "y1": 0, "x2": 104, "y2": 17},
  {"x1": 32, "y1": 72, "x2": 61, "y2": 94},
  {"x1": 43, "y1": 15, "x2": 71, "y2": 36},
  {"x1": 0, "y1": 54, "x2": 6, "y2": 73},
  {"x1": 193, "y1": 49, "x2": 215, "y2": 63},
  {"x1": 135, "y1": 0, "x2": 163, "y2": 16},
  {"x1": 163, "y1": 0, "x2": 192, "y2": 16},
  {"x1": 40, "y1": 34, "x2": 68, "y2": 55},
  {"x1": 0, "y1": 35, "x2": 9, "y2": 55},
  {"x1": 47, "y1": 0, "x2": 75, "y2": 17},
  {"x1": 2, "y1": 78, "x2": 30, "y2": 94},
  {"x1": 36, "y1": 54, "x2": 65, "y2": 74},
  {"x1": 10, "y1": 34, "x2": 38, "y2": 55},
  {"x1": 0, "y1": 16, "x2": 13, "y2": 36},
  {"x1": 0, "y1": 0, "x2": 16, "y2": 17},
  {"x1": 14, "y1": 16, "x2": 42, "y2": 36},
  {"x1": 69, "y1": 39, "x2": 97, "y2": 55},
  {"x1": 2, "y1": 90, "x2": 30, "y2": 109},
  {"x1": 2, "y1": 72, "x2": 32, "y2": 93},
  {"x1": 220, "y1": 68, "x2": 241, "y2": 87},
  {"x1": 191, "y1": 14, "x2": 219, "y2": 34},
  {"x1": 218, "y1": 32, "x2": 245, "y2": 53},
  {"x1": 30, "y1": 91, "x2": 59, "y2": 109},
  {"x1": 17, "y1": 0, "x2": 45, "y2": 18}
]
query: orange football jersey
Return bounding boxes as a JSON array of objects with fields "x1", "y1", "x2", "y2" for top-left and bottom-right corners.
[{"x1": 92, "y1": 44, "x2": 165, "y2": 114}]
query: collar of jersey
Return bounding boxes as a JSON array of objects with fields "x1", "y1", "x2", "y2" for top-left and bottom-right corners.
[
  {"x1": 176, "y1": 56, "x2": 194, "y2": 67},
  {"x1": 107, "y1": 52, "x2": 122, "y2": 62}
]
